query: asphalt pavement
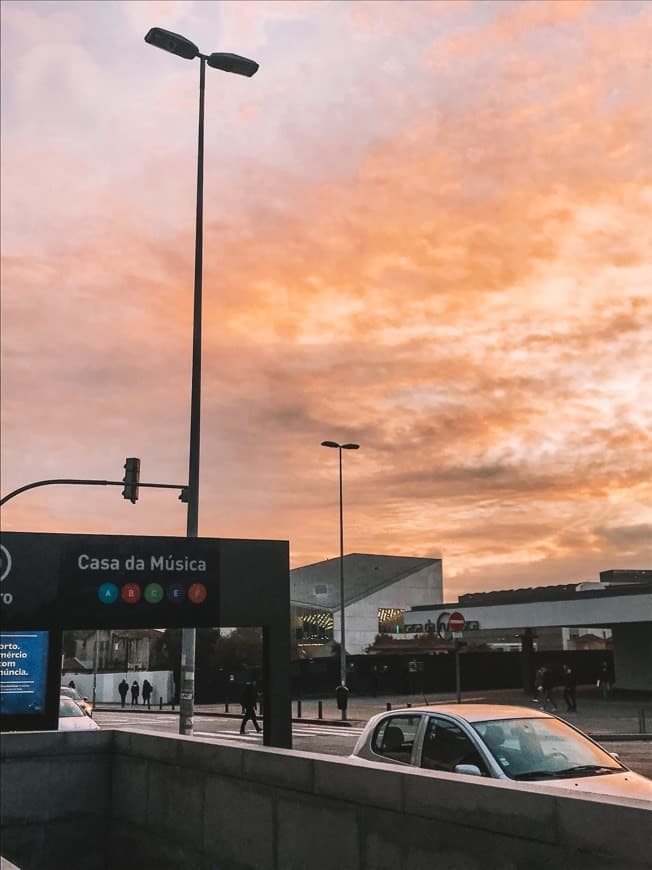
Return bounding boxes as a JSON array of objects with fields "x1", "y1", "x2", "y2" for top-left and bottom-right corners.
[{"x1": 96, "y1": 684, "x2": 652, "y2": 740}]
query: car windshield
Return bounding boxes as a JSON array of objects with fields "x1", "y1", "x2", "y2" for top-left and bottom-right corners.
[
  {"x1": 59, "y1": 697, "x2": 85, "y2": 718},
  {"x1": 472, "y1": 717, "x2": 623, "y2": 781},
  {"x1": 61, "y1": 686, "x2": 83, "y2": 701}
]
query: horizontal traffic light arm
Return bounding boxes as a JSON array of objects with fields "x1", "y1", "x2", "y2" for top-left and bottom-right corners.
[{"x1": 0, "y1": 479, "x2": 188, "y2": 507}]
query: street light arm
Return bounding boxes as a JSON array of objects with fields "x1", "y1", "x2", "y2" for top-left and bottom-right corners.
[{"x1": 0, "y1": 478, "x2": 189, "y2": 507}]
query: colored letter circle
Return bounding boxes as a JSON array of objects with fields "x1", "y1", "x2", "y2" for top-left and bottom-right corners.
[
  {"x1": 167, "y1": 583, "x2": 185, "y2": 603},
  {"x1": 188, "y1": 583, "x2": 207, "y2": 604},
  {"x1": 144, "y1": 582, "x2": 164, "y2": 604},
  {"x1": 98, "y1": 582, "x2": 119, "y2": 604},
  {"x1": 121, "y1": 583, "x2": 142, "y2": 604}
]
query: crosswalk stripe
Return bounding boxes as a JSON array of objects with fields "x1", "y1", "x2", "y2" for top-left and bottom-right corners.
[{"x1": 96, "y1": 715, "x2": 363, "y2": 739}]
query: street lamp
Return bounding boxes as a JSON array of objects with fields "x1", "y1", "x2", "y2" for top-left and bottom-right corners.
[
  {"x1": 321, "y1": 441, "x2": 360, "y2": 689},
  {"x1": 145, "y1": 27, "x2": 258, "y2": 736}
]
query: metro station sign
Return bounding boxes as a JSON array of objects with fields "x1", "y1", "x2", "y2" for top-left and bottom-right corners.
[{"x1": 0, "y1": 531, "x2": 221, "y2": 630}]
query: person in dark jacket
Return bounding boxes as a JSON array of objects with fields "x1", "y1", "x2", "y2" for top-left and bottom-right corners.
[
  {"x1": 535, "y1": 665, "x2": 557, "y2": 712},
  {"x1": 130, "y1": 680, "x2": 140, "y2": 706},
  {"x1": 541, "y1": 665, "x2": 557, "y2": 711},
  {"x1": 239, "y1": 682, "x2": 261, "y2": 734},
  {"x1": 599, "y1": 659, "x2": 615, "y2": 699},
  {"x1": 142, "y1": 679, "x2": 153, "y2": 709},
  {"x1": 562, "y1": 664, "x2": 577, "y2": 712},
  {"x1": 118, "y1": 679, "x2": 129, "y2": 708}
]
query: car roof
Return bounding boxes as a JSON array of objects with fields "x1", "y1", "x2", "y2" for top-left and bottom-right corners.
[{"x1": 384, "y1": 703, "x2": 552, "y2": 723}]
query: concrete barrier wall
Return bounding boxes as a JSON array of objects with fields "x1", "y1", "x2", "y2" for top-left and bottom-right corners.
[{"x1": 2, "y1": 729, "x2": 651, "y2": 870}]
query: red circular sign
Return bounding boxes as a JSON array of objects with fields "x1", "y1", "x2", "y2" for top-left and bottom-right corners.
[
  {"x1": 449, "y1": 611, "x2": 465, "y2": 632},
  {"x1": 121, "y1": 583, "x2": 142, "y2": 604},
  {"x1": 188, "y1": 583, "x2": 207, "y2": 604}
]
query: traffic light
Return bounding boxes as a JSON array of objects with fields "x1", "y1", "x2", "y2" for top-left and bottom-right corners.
[{"x1": 122, "y1": 458, "x2": 141, "y2": 503}]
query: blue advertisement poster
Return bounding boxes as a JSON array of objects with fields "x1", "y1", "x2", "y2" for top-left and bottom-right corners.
[{"x1": 0, "y1": 631, "x2": 49, "y2": 715}]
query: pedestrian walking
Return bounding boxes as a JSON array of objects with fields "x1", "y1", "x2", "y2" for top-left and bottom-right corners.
[
  {"x1": 599, "y1": 659, "x2": 614, "y2": 700},
  {"x1": 541, "y1": 665, "x2": 557, "y2": 711},
  {"x1": 239, "y1": 681, "x2": 261, "y2": 734},
  {"x1": 130, "y1": 679, "x2": 140, "y2": 706},
  {"x1": 562, "y1": 664, "x2": 577, "y2": 712},
  {"x1": 118, "y1": 678, "x2": 129, "y2": 708},
  {"x1": 142, "y1": 679, "x2": 153, "y2": 709},
  {"x1": 534, "y1": 665, "x2": 557, "y2": 711}
]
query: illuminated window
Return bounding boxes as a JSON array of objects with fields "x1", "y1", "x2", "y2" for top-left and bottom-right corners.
[{"x1": 378, "y1": 608, "x2": 404, "y2": 634}]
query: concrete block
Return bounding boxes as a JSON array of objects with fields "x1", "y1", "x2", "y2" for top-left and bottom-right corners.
[
  {"x1": 111, "y1": 753, "x2": 149, "y2": 826},
  {"x1": 146, "y1": 761, "x2": 205, "y2": 848},
  {"x1": 556, "y1": 793, "x2": 652, "y2": 866},
  {"x1": 60, "y1": 729, "x2": 113, "y2": 756},
  {"x1": 114, "y1": 729, "x2": 181, "y2": 765},
  {"x1": 403, "y1": 768, "x2": 556, "y2": 843},
  {"x1": 1, "y1": 758, "x2": 58, "y2": 823},
  {"x1": 361, "y1": 806, "x2": 484, "y2": 870},
  {"x1": 1, "y1": 754, "x2": 110, "y2": 824},
  {"x1": 178, "y1": 734, "x2": 245, "y2": 778},
  {"x1": 276, "y1": 792, "x2": 360, "y2": 870},
  {"x1": 203, "y1": 774, "x2": 274, "y2": 870},
  {"x1": 242, "y1": 744, "x2": 314, "y2": 792},
  {"x1": 109, "y1": 819, "x2": 205, "y2": 870},
  {"x1": 1, "y1": 729, "x2": 111, "y2": 759},
  {"x1": 314, "y1": 756, "x2": 403, "y2": 812}
]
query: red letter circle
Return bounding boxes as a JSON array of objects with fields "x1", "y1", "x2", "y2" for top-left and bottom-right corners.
[
  {"x1": 188, "y1": 583, "x2": 207, "y2": 604},
  {"x1": 121, "y1": 583, "x2": 142, "y2": 604}
]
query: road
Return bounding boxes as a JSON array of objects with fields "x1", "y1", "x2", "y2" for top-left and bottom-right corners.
[
  {"x1": 95, "y1": 710, "x2": 652, "y2": 777},
  {"x1": 96, "y1": 710, "x2": 362, "y2": 756}
]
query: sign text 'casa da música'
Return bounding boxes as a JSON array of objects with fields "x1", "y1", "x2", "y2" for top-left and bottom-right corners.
[{"x1": 0, "y1": 531, "x2": 221, "y2": 631}]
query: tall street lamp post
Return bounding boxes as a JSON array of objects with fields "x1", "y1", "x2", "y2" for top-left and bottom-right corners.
[
  {"x1": 145, "y1": 27, "x2": 258, "y2": 735},
  {"x1": 321, "y1": 441, "x2": 360, "y2": 688}
]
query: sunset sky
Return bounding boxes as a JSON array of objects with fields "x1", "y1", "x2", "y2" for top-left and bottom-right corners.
[{"x1": 2, "y1": 0, "x2": 650, "y2": 600}]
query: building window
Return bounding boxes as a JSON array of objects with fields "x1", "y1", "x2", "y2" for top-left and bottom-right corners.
[{"x1": 378, "y1": 608, "x2": 404, "y2": 634}]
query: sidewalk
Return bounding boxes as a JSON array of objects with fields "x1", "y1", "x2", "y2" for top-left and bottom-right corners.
[{"x1": 95, "y1": 685, "x2": 652, "y2": 739}]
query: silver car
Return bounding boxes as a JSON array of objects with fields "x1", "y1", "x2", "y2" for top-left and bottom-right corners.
[
  {"x1": 58, "y1": 696, "x2": 101, "y2": 732},
  {"x1": 351, "y1": 703, "x2": 652, "y2": 801}
]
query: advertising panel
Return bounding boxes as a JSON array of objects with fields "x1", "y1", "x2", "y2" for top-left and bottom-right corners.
[{"x1": 0, "y1": 631, "x2": 49, "y2": 715}]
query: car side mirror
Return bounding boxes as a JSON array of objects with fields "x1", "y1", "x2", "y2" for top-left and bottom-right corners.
[
  {"x1": 454, "y1": 764, "x2": 483, "y2": 777},
  {"x1": 609, "y1": 752, "x2": 620, "y2": 760}
]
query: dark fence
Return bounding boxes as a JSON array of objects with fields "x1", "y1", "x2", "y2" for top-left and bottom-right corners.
[
  {"x1": 197, "y1": 650, "x2": 613, "y2": 703},
  {"x1": 289, "y1": 649, "x2": 613, "y2": 699}
]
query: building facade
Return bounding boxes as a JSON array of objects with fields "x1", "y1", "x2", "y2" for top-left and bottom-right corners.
[{"x1": 291, "y1": 553, "x2": 443, "y2": 656}]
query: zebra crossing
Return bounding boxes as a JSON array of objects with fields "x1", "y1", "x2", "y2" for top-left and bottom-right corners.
[{"x1": 94, "y1": 711, "x2": 364, "y2": 742}]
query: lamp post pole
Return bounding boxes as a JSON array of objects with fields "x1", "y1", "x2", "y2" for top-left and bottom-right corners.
[
  {"x1": 321, "y1": 441, "x2": 360, "y2": 688},
  {"x1": 178, "y1": 52, "x2": 205, "y2": 737},
  {"x1": 144, "y1": 27, "x2": 258, "y2": 736}
]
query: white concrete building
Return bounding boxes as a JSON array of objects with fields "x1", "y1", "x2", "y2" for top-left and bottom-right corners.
[{"x1": 291, "y1": 554, "x2": 442, "y2": 656}]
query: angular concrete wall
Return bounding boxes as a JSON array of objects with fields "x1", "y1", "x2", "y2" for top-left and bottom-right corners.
[
  {"x1": 2, "y1": 729, "x2": 651, "y2": 870},
  {"x1": 342, "y1": 563, "x2": 443, "y2": 655}
]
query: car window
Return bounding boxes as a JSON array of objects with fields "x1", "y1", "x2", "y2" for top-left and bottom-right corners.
[
  {"x1": 59, "y1": 698, "x2": 85, "y2": 718},
  {"x1": 472, "y1": 717, "x2": 623, "y2": 780},
  {"x1": 421, "y1": 716, "x2": 488, "y2": 774},
  {"x1": 371, "y1": 714, "x2": 422, "y2": 764},
  {"x1": 61, "y1": 686, "x2": 82, "y2": 701}
]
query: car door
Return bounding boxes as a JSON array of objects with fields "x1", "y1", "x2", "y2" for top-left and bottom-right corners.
[
  {"x1": 369, "y1": 713, "x2": 426, "y2": 765},
  {"x1": 419, "y1": 715, "x2": 490, "y2": 775}
]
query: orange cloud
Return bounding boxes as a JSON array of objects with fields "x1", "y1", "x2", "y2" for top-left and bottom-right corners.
[{"x1": 2, "y1": 0, "x2": 650, "y2": 594}]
